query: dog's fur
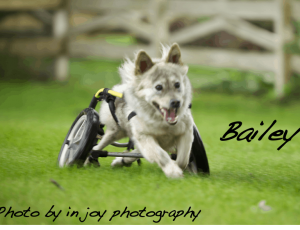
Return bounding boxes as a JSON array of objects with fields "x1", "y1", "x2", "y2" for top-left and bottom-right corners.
[{"x1": 88, "y1": 43, "x2": 194, "y2": 178}]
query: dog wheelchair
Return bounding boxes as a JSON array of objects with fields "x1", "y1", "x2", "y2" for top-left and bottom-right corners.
[{"x1": 57, "y1": 88, "x2": 210, "y2": 174}]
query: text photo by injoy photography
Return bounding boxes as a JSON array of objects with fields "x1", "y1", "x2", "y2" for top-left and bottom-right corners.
[{"x1": 1, "y1": 0, "x2": 300, "y2": 225}]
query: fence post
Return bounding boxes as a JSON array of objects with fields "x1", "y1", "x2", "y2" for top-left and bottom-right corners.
[
  {"x1": 53, "y1": 0, "x2": 70, "y2": 81},
  {"x1": 152, "y1": 0, "x2": 169, "y2": 57},
  {"x1": 274, "y1": 0, "x2": 293, "y2": 98}
]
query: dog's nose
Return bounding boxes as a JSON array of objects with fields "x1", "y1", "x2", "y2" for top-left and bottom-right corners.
[{"x1": 170, "y1": 99, "x2": 181, "y2": 108}]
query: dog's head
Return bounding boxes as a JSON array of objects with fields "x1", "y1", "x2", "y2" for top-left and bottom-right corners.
[{"x1": 132, "y1": 43, "x2": 191, "y2": 125}]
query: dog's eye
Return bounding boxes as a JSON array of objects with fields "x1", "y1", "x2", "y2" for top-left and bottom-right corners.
[
  {"x1": 174, "y1": 82, "x2": 180, "y2": 88},
  {"x1": 155, "y1": 85, "x2": 163, "y2": 91}
]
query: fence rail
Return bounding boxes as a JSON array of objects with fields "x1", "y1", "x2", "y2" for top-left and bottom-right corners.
[
  {"x1": 70, "y1": 0, "x2": 300, "y2": 20},
  {"x1": 69, "y1": 0, "x2": 300, "y2": 97},
  {"x1": 0, "y1": 0, "x2": 62, "y2": 10}
]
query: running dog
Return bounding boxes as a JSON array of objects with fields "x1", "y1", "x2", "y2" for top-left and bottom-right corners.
[{"x1": 86, "y1": 43, "x2": 194, "y2": 178}]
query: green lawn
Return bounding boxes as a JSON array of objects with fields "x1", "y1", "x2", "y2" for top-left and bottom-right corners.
[{"x1": 0, "y1": 59, "x2": 300, "y2": 225}]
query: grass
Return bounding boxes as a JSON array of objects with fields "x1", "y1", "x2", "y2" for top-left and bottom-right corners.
[{"x1": 1, "y1": 58, "x2": 300, "y2": 225}]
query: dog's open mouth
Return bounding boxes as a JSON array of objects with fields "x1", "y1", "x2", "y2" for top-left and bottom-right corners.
[{"x1": 153, "y1": 102, "x2": 178, "y2": 125}]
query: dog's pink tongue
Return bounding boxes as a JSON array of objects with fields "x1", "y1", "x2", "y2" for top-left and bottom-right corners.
[{"x1": 163, "y1": 108, "x2": 176, "y2": 122}]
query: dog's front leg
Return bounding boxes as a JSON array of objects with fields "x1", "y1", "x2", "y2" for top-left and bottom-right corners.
[
  {"x1": 134, "y1": 134, "x2": 183, "y2": 178},
  {"x1": 84, "y1": 129, "x2": 119, "y2": 166},
  {"x1": 176, "y1": 127, "x2": 194, "y2": 170}
]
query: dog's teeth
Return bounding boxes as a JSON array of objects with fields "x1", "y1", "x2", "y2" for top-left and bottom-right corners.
[
  {"x1": 160, "y1": 108, "x2": 167, "y2": 118},
  {"x1": 159, "y1": 108, "x2": 178, "y2": 124}
]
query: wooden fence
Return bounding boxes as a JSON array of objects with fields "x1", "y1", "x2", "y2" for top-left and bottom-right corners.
[
  {"x1": 70, "y1": 0, "x2": 300, "y2": 98},
  {"x1": 0, "y1": 0, "x2": 69, "y2": 81},
  {"x1": 1, "y1": 0, "x2": 300, "y2": 97}
]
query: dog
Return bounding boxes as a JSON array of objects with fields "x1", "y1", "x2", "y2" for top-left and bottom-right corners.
[{"x1": 86, "y1": 43, "x2": 194, "y2": 178}]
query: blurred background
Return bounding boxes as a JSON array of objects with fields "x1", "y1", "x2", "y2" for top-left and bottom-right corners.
[
  {"x1": 1, "y1": 1, "x2": 300, "y2": 225},
  {"x1": 0, "y1": 0, "x2": 300, "y2": 98}
]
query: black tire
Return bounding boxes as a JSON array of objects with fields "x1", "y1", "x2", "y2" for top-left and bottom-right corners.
[
  {"x1": 190, "y1": 125, "x2": 210, "y2": 174},
  {"x1": 58, "y1": 108, "x2": 100, "y2": 167}
]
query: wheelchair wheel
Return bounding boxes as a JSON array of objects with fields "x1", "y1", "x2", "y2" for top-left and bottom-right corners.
[
  {"x1": 190, "y1": 125, "x2": 210, "y2": 174},
  {"x1": 58, "y1": 108, "x2": 100, "y2": 167}
]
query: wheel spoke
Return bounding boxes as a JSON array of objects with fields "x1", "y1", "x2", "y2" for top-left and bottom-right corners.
[
  {"x1": 67, "y1": 148, "x2": 75, "y2": 164},
  {"x1": 73, "y1": 119, "x2": 86, "y2": 143}
]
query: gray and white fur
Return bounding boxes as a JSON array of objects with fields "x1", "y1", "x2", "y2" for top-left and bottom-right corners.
[{"x1": 88, "y1": 43, "x2": 194, "y2": 178}]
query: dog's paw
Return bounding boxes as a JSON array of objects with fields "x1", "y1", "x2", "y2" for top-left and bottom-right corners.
[
  {"x1": 111, "y1": 157, "x2": 132, "y2": 167},
  {"x1": 186, "y1": 161, "x2": 198, "y2": 174},
  {"x1": 162, "y1": 163, "x2": 183, "y2": 178},
  {"x1": 111, "y1": 157, "x2": 124, "y2": 167}
]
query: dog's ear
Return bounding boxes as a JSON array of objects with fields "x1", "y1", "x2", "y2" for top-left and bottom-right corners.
[
  {"x1": 135, "y1": 51, "x2": 154, "y2": 75},
  {"x1": 166, "y1": 43, "x2": 182, "y2": 65}
]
